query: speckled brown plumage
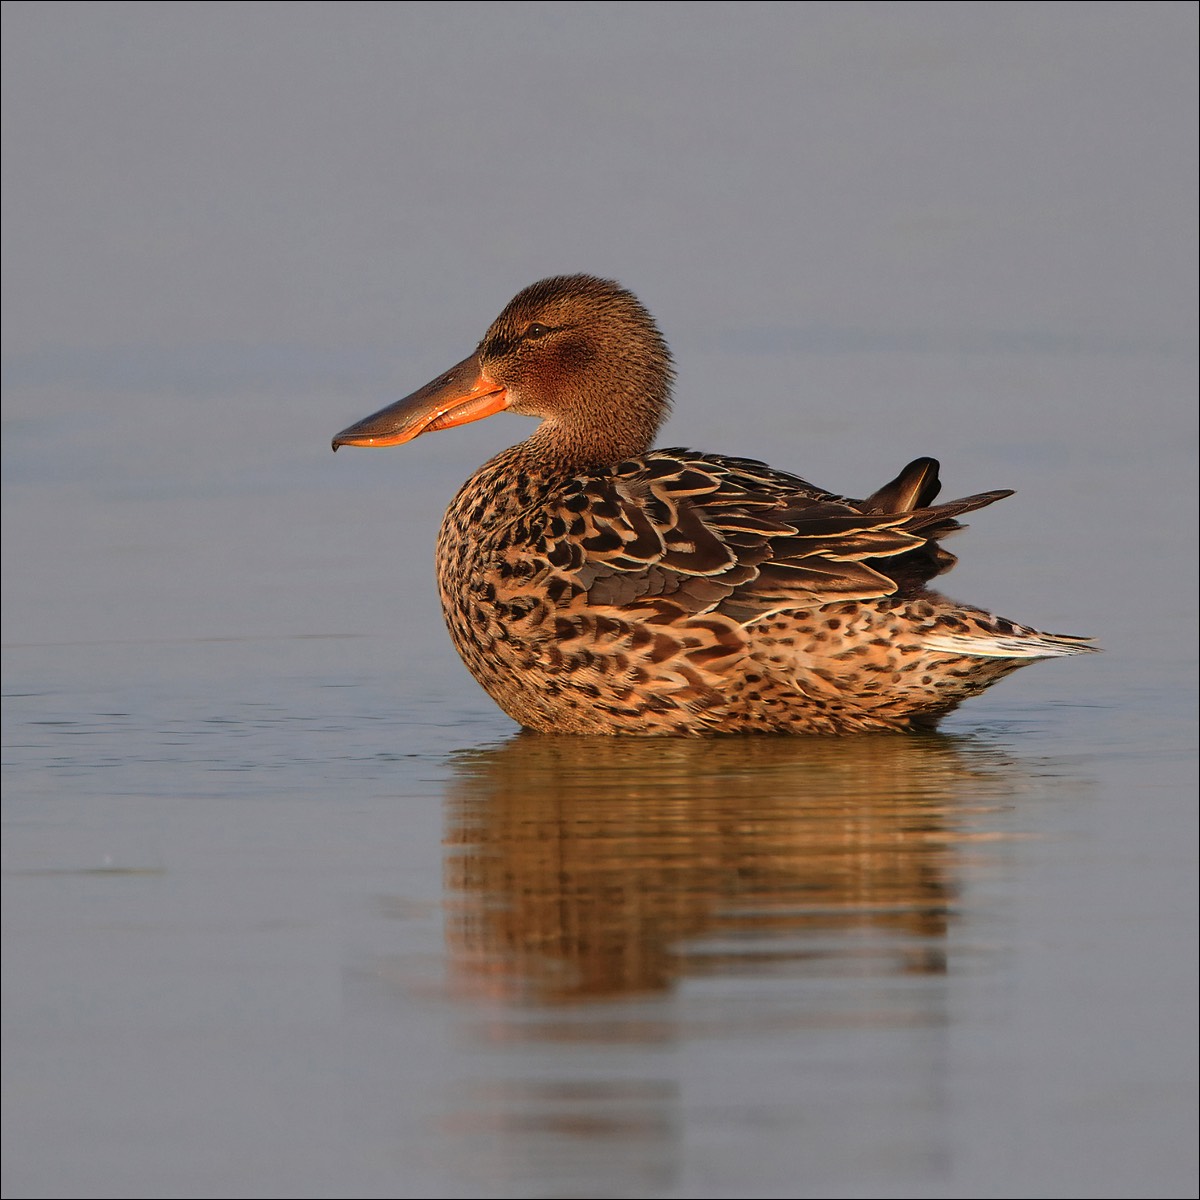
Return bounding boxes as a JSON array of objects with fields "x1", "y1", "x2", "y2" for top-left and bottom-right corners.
[{"x1": 334, "y1": 274, "x2": 1095, "y2": 735}]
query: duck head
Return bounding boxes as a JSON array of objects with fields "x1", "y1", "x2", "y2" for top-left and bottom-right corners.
[{"x1": 332, "y1": 275, "x2": 675, "y2": 468}]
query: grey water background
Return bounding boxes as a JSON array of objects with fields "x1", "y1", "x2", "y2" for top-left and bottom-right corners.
[{"x1": 2, "y1": 4, "x2": 1196, "y2": 1197}]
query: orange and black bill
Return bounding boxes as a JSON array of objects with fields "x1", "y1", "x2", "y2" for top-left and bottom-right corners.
[{"x1": 332, "y1": 353, "x2": 508, "y2": 450}]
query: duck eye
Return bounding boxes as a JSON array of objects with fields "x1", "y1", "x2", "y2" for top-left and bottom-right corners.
[{"x1": 522, "y1": 323, "x2": 552, "y2": 340}]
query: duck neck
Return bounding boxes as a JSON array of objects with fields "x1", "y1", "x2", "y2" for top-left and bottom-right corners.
[{"x1": 520, "y1": 403, "x2": 661, "y2": 474}]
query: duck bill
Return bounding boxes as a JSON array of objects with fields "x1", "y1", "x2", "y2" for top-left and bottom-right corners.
[{"x1": 331, "y1": 354, "x2": 508, "y2": 450}]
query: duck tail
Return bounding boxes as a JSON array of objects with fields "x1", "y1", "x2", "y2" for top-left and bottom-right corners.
[{"x1": 923, "y1": 621, "x2": 1099, "y2": 660}]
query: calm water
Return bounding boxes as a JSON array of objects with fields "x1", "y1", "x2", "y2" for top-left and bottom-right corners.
[{"x1": 3, "y1": 5, "x2": 1197, "y2": 1198}]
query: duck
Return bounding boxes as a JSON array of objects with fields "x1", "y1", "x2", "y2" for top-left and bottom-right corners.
[{"x1": 332, "y1": 274, "x2": 1094, "y2": 735}]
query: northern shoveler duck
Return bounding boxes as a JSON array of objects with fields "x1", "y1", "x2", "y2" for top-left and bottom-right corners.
[{"x1": 333, "y1": 275, "x2": 1094, "y2": 734}]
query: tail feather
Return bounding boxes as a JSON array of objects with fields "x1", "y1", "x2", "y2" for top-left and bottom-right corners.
[{"x1": 923, "y1": 629, "x2": 1098, "y2": 660}]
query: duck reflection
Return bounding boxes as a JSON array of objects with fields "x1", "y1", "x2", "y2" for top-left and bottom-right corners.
[{"x1": 443, "y1": 733, "x2": 1016, "y2": 1006}]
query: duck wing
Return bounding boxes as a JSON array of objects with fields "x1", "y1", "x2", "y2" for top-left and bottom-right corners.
[{"x1": 542, "y1": 451, "x2": 1012, "y2": 625}]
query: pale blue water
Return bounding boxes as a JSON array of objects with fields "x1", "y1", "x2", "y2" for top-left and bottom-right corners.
[{"x1": 3, "y1": 5, "x2": 1197, "y2": 1198}]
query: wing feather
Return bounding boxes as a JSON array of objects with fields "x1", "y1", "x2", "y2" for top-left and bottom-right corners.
[{"x1": 538, "y1": 450, "x2": 1011, "y2": 626}]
